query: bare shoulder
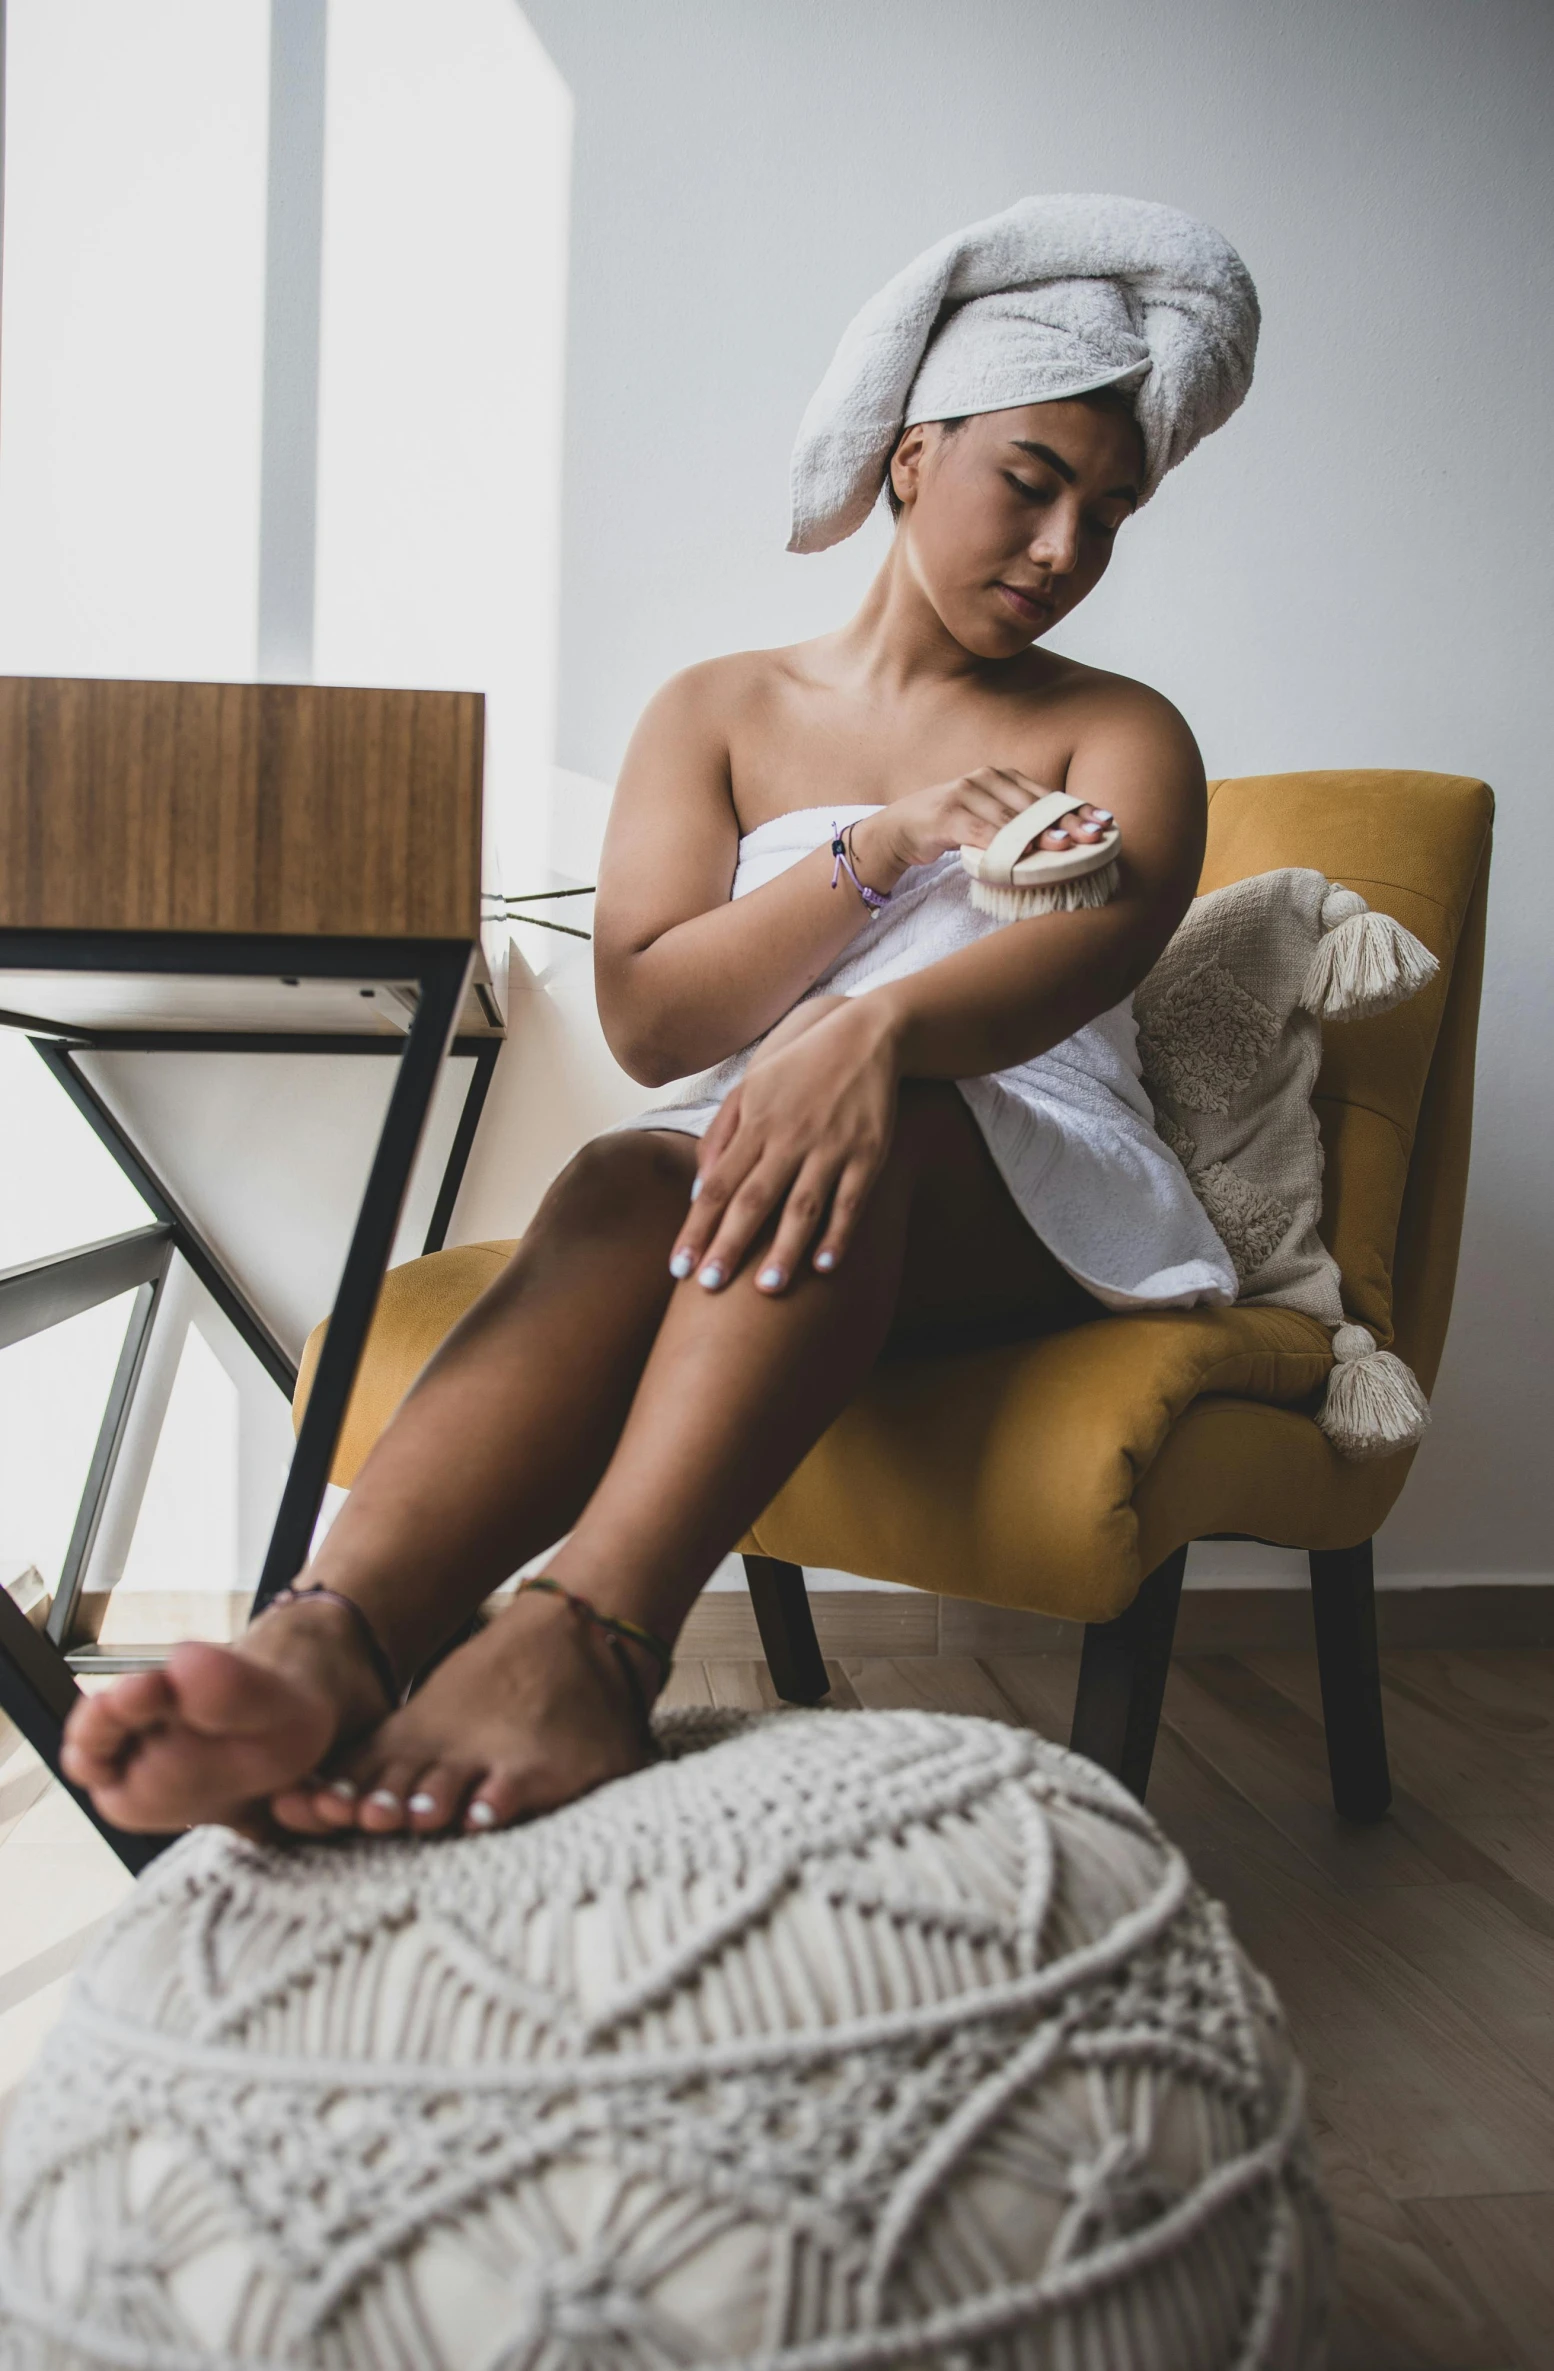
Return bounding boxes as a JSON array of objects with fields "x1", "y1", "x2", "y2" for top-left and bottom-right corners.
[
  {"x1": 638, "y1": 643, "x2": 806, "y2": 735},
  {"x1": 1034, "y1": 654, "x2": 1203, "y2": 779}
]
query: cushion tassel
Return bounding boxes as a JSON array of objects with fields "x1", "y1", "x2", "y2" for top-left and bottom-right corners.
[
  {"x1": 1299, "y1": 886, "x2": 1439, "y2": 1022},
  {"x1": 967, "y1": 855, "x2": 1120, "y2": 921},
  {"x1": 1317, "y1": 1321, "x2": 1431, "y2": 1460}
]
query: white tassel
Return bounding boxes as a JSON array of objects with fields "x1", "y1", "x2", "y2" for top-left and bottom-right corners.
[
  {"x1": 1317, "y1": 1321, "x2": 1431, "y2": 1460},
  {"x1": 1299, "y1": 886, "x2": 1439, "y2": 1022},
  {"x1": 967, "y1": 857, "x2": 1120, "y2": 922}
]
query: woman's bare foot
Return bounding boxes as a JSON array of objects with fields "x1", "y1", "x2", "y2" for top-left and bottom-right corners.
[
  {"x1": 59, "y1": 1594, "x2": 392, "y2": 1835},
  {"x1": 272, "y1": 1586, "x2": 659, "y2": 1839}
]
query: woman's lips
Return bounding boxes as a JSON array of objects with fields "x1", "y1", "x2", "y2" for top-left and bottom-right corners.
[{"x1": 995, "y1": 581, "x2": 1055, "y2": 625}]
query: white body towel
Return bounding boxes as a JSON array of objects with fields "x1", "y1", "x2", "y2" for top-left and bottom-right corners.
[{"x1": 620, "y1": 806, "x2": 1236, "y2": 1313}]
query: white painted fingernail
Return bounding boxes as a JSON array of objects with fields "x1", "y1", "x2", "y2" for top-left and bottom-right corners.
[
  {"x1": 467, "y1": 1800, "x2": 498, "y2": 1828},
  {"x1": 689, "y1": 1176, "x2": 702, "y2": 1201},
  {"x1": 1092, "y1": 808, "x2": 1113, "y2": 821},
  {"x1": 669, "y1": 1249, "x2": 694, "y2": 1278},
  {"x1": 698, "y1": 1262, "x2": 724, "y2": 1289},
  {"x1": 406, "y1": 1792, "x2": 436, "y2": 1815},
  {"x1": 366, "y1": 1789, "x2": 401, "y2": 1812},
  {"x1": 1048, "y1": 829, "x2": 1071, "y2": 844},
  {"x1": 757, "y1": 1265, "x2": 784, "y2": 1290},
  {"x1": 815, "y1": 1248, "x2": 837, "y2": 1272},
  {"x1": 328, "y1": 1780, "x2": 358, "y2": 1802}
]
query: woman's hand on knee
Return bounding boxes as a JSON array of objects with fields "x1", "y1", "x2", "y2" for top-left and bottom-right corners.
[{"x1": 668, "y1": 999, "x2": 900, "y2": 1292}]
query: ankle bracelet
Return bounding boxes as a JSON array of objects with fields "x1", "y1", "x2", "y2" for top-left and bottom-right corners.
[
  {"x1": 517, "y1": 1576, "x2": 673, "y2": 1754},
  {"x1": 265, "y1": 1585, "x2": 401, "y2": 1712}
]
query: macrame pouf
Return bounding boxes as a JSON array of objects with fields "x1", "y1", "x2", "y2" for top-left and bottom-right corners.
[{"x1": 0, "y1": 1711, "x2": 1331, "y2": 2368}]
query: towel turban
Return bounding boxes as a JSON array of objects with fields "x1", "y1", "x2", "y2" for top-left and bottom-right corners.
[{"x1": 788, "y1": 193, "x2": 1259, "y2": 552}]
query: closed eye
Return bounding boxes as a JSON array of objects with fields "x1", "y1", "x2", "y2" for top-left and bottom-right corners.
[{"x1": 1002, "y1": 472, "x2": 1051, "y2": 505}]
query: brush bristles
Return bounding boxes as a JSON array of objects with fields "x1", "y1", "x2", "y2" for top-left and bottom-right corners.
[{"x1": 967, "y1": 858, "x2": 1120, "y2": 921}]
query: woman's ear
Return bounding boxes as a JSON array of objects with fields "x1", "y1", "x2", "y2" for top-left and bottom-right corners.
[{"x1": 889, "y1": 423, "x2": 930, "y2": 511}]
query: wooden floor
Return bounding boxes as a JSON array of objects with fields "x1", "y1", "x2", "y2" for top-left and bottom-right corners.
[{"x1": 5, "y1": 1645, "x2": 1554, "y2": 2366}]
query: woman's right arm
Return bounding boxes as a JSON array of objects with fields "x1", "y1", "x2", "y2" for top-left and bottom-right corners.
[
  {"x1": 592, "y1": 661, "x2": 900, "y2": 1086},
  {"x1": 592, "y1": 661, "x2": 1078, "y2": 1086}
]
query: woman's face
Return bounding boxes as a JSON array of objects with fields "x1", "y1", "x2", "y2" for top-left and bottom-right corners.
[{"x1": 890, "y1": 398, "x2": 1144, "y2": 659}]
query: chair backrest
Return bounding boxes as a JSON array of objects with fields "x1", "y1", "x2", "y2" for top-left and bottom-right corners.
[{"x1": 1200, "y1": 770, "x2": 1492, "y2": 1387}]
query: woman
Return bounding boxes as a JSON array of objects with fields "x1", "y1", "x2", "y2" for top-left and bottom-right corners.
[{"x1": 63, "y1": 194, "x2": 1257, "y2": 1838}]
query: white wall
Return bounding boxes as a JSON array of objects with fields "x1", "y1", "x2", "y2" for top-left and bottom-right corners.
[
  {"x1": 0, "y1": 1, "x2": 571, "y2": 1598},
  {"x1": 313, "y1": 0, "x2": 570, "y2": 899},
  {"x1": 519, "y1": 0, "x2": 1554, "y2": 1584}
]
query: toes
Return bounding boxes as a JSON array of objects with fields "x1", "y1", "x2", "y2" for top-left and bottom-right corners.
[
  {"x1": 309, "y1": 1777, "x2": 365, "y2": 1830},
  {"x1": 403, "y1": 1766, "x2": 477, "y2": 1834},
  {"x1": 353, "y1": 1760, "x2": 424, "y2": 1833},
  {"x1": 463, "y1": 1770, "x2": 535, "y2": 1835},
  {"x1": 61, "y1": 1670, "x2": 176, "y2": 1782},
  {"x1": 268, "y1": 1784, "x2": 340, "y2": 1836}
]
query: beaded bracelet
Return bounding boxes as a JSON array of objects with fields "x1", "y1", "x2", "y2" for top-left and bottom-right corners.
[
  {"x1": 517, "y1": 1576, "x2": 673, "y2": 1754},
  {"x1": 831, "y1": 821, "x2": 891, "y2": 917}
]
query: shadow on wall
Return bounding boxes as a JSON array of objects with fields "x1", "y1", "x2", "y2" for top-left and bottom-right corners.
[
  {"x1": 1377, "y1": 1167, "x2": 1554, "y2": 1579},
  {"x1": 452, "y1": 946, "x2": 645, "y2": 1248}
]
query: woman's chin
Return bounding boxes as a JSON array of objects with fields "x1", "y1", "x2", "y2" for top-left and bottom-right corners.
[{"x1": 953, "y1": 615, "x2": 1047, "y2": 661}]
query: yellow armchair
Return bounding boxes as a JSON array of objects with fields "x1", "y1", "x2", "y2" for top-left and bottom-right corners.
[{"x1": 298, "y1": 770, "x2": 1492, "y2": 1821}]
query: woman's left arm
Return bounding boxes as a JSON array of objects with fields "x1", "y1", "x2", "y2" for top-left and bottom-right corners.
[
  {"x1": 881, "y1": 687, "x2": 1205, "y2": 1079},
  {"x1": 673, "y1": 689, "x2": 1203, "y2": 1292}
]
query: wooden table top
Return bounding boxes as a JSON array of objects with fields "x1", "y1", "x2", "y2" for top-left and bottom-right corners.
[{"x1": 0, "y1": 677, "x2": 484, "y2": 944}]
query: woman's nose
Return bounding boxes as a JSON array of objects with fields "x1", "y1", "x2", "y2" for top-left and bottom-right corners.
[{"x1": 1030, "y1": 506, "x2": 1082, "y2": 575}]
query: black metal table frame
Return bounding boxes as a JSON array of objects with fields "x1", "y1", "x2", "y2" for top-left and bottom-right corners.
[{"x1": 0, "y1": 929, "x2": 500, "y2": 1873}]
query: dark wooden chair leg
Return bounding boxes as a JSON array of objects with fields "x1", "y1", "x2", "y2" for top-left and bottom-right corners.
[
  {"x1": 1308, "y1": 1539, "x2": 1391, "y2": 1822},
  {"x1": 743, "y1": 1555, "x2": 830, "y2": 1704},
  {"x1": 1069, "y1": 1546, "x2": 1189, "y2": 1800}
]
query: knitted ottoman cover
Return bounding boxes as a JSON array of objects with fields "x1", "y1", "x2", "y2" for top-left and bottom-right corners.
[{"x1": 0, "y1": 1711, "x2": 1331, "y2": 2368}]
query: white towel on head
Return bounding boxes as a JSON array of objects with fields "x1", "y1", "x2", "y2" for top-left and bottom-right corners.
[{"x1": 789, "y1": 193, "x2": 1259, "y2": 552}]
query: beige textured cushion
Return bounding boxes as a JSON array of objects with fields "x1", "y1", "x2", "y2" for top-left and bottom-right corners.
[
  {"x1": 1134, "y1": 868, "x2": 1438, "y2": 1457},
  {"x1": 0, "y1": 1710, "x2": 1332, "y2": 2369},
  {"x1": 1137, "y1": 866, "x2": 1431, "y2": 1323}
]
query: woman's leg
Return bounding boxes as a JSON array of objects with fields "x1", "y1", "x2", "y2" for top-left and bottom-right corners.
[
  {"x1": 59, "y1": 1129, "x2": 705, "y2": 1832},
  {"x1": 301, "y1": 1081, "x2": 1091, "y2": 1836},
  {"x1": 63, "y1": 1085, "x2": 1086, "y2": 1837}
]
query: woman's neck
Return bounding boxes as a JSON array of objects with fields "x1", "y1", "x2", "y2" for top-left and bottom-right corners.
[{"x1": 825, "y1": 535, "x2": 990, "y2": 698}]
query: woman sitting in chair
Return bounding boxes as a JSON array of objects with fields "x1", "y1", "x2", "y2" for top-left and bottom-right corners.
[{"x1": 64, "y1": 195, "x2": 1255, "y2": 1839}]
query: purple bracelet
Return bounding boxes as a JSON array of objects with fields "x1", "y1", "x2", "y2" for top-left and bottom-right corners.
[{"x1": 830, "y1": 822, "x2": 891, "y2": 917}]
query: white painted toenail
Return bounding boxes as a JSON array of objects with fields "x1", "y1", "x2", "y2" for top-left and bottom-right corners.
[
  {"x1": 407, "y1": 1792, "x2": 437, "y2": 1814},
  {"x1": 366, "y1": 1789, "x2": 401, "y2": 1811},
  {"x1": 328, "y1": 1780, "x2": 358, "y2": 1801},
  {"x1": 467, "y1": 1800, "x2": 498, "y2": 1828}
]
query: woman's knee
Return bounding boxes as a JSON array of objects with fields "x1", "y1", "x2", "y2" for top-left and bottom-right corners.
[{"x1": 531, "y1": 1128, "x2": 698, "y2": 1243}]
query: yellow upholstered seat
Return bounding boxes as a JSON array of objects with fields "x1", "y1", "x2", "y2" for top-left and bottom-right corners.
[{"x1": 298, "y1": 770, "x2": 1491, "y2": 1639}]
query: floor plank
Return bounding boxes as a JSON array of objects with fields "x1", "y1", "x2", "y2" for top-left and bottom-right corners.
[
  {"x1": 1244, "y1": 1653, "x2": 1554, "y2": 1939},
  {"x1": 841, "y1": 1654, "x2": 1021, "y2": 1721},
  {"x1": 704, "y1": 1660, "x2": 782, "y2": 1712},
  {"x1": 1339, "y1": 1882, "x2": 1554, "y2": 2089},
  {"x1": 1249, "y1": 1646, "x2": 1554, "y2": 1824},
  {"x1": 1315, "y1": 2116, "x2": 1521, "y2": 2371},
  {"x1": 983, "y1": 1653, "x2": 1076, "y2": 1744},
  {"x1": 1455, "y1": 1814, "x2": 1554, "y2": 1913},
  {"x1": 1161, "y1": 1655, "x2": 1447, "y2": 1888},
  {"x1": 821, "y1": 1660, "x2": 862, "y2": 1710},
  {"x1": 658, "y1": 1659, "x2": 713, "y2": 1710},
  {"x1": 1407, "y1": 2193, "x2": 1554, "y2": 2371}
]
